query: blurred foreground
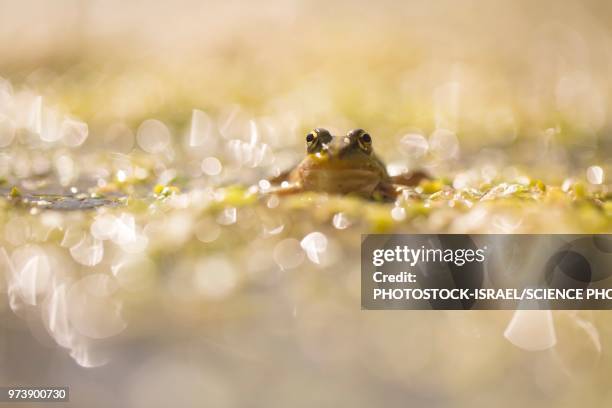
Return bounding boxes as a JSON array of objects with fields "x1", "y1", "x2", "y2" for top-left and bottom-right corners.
[{"x1": 1, "y1": 0, "x2": 612, "y2": 407}]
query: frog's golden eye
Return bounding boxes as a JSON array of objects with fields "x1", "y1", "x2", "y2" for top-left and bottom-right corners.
[
  {"x1": 307, "y1": 128, "x2": 332, "y2": 153},
  {"x1": 306, "y1": 130, "x2": 321, "y2": 153},
  {"x1": 357, "y1": 132, "x2": 372, "y2": 152},
  {"x1": 313, "y1": 128, "x2": 332, "y2": 144}
]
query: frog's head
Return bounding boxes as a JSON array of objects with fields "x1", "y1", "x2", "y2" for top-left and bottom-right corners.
[
  {"x1": 305, "y1": 128, "x2": 374, "y2": 160},
  {"x1": 305, "y1": 128, "x2": 333, "y2": 154},
  {"x1": 298, "y1": 128, "x2": 388, "y2": 195}
]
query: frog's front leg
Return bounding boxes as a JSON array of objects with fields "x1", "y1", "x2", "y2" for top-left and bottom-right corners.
[
  {"x1": 267, "y1": 168, "x2": 293, "y2": 185},
  {"x1": 390, "y1": 170, "x2": 429, "y2": 187},
  {"x1": 373, "y1": 170, "x2": 431, "y2": 201},
  {"x1": 263, "y1": 167, "x2": 304, "y2": 196},
  {"x1": 266, "y1": 181, "x2": 304, "y2": 196},
  {"x1": 372, "y1": 182, "x2": 401, "y2": 202}
]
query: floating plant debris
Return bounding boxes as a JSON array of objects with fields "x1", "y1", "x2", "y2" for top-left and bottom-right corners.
[{"x1": 0, "y1": 2, "x2": 611, "y2": 406}]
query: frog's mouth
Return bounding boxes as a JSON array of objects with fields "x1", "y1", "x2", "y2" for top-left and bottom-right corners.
[{"x1": 301, "y1": 167, "x2": 382, "y2": 195}]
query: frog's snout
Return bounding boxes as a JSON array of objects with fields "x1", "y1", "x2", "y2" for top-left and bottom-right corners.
[{"x1": 322, "y1": 136, "x2": 352, "y2": 159}]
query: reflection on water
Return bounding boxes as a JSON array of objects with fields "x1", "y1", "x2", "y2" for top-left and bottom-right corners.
[{"x1": 0, "y1": 0, "x2": 611, "y2": 406}]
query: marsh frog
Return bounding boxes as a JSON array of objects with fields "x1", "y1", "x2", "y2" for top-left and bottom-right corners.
[{"x1": 268, "y1": 128, "x2": 427, "y2": 201}]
